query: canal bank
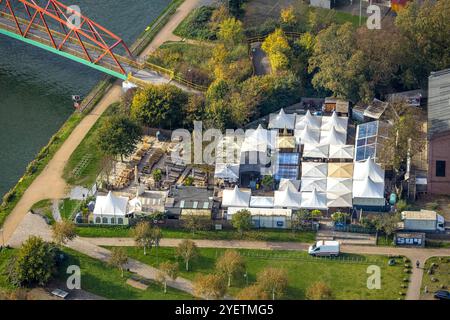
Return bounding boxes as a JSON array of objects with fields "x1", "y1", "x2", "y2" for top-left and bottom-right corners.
[{"x1": 0, "y1": 0, "x2": 211, "y2": 245}]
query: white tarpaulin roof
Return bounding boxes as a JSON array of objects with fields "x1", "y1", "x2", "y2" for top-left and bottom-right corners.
[
  {"x1": 215, "y1": 136, "x2": 242, "y2": 164},
  {"x1": 278, "y1": 178, "x2": 300, "y2": 191},
  {"x1": 94, "y1": 191, "x2": 128, "y2": 217},
  {"x1": 227, "y1": 206, "x2": 292, "y2": 217},
  {"x1": 295, "y1": 110, "x2": 322, "y2": 130},
  {"x1": 214, "y1": 163, "x2": 240, "y2": 181},
  {"x1": 301, "y1": 178, "x2": 327, "y2": 192},
  {"x1": 294, "y1": 125, "x2": 320, "y2": 144},
  {"x1": 274, "y1": 187, "x2": 302, "y2": 208},
  {"x1": 269, "y1": 108, "x2": 295, "y2": 130},
  {"x1": 321, "y1": 112, "x2": 348, "y2": 132},
  {"x1": 301, "y1": 162, "x2": 328, "y2": 178},
  {"x1": 303, "y1": 143, "x2": 329, "y2": 158},
  {"x1": 352, "y1": 176, "x2": 384, "y2": 199},
  {"x1": 329, "y1": 144, "x2": 354, "y2": 159},
  {"x1": 301, "y1": 188, "x2": 328, "y2": 210},
  {"x1": 353, "y1": 157, "x2": 385, "y2": 183},
  {"x1": 241, "y1": 124, "x2": 276, "y2": 153},
  {"x1": 326, "y1": 178, "x2": 353, "y2": 193},
  {"x1": 250, "y1": 196, "x2": 275, "y2": 208},
  {"x1": 327, "y1": 192, "x2": 353, "y2": 208},
  {"x1": 222, "y1": 186, "x2": 251, "y2": 207},
  {"x1": 320, "y1": 126, "x2": 346, "y2": 145}
]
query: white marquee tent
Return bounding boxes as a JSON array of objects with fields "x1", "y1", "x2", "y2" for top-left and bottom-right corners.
[
  {"x1": 241, "y1": 124, "x2": 276, "y2": 153},
  {"x1": 321, "y1": 112, "x2": 348, "y2": 132},
  {"x1": 274, "y1": 187, "x2": 302, "y2": 208},
  {"x1": 93, "y1": 191, "x2": 129, "y2": 224},
  {"x1": 301, "y1": 177, "x2": 327, "y2": 192},
  {"x1": 327, "y1": 192, "x2": 353, "y2": 208},
  {"x1": 250, "y1": 196, "x2": 275, "y2": 208},
  {"x1": 300, "y1": 188, "x2": 328, "y2": 210},
  {"x1": 278, "y1": 178, "x2": 301, "y2": 191},
  {"x1": 320, "y1": 126, "x2": 347, "y2": 145},
  {"x1": 214, "y1": 163, "x2": 240, "y2": 182},
  {"x1": 301, "y1": 162, "x2": 328, "y2": 178},
  {"x1": 295, "y1": 110, "x2": 322, "y2": 130},
  {"x1": 302, "y1": 143, "x2": 329, "y2": 158},
  {"x1": 269, "y1": 108, "x2": 296, "y2": 130},
  {"x1": 294, "y1": 125, "x2": 320, "y2": 145},
  {"x1": 222, "y1": 186, "x2": 251, "y2": 207},
  {"x1": 352, "y1": 176, "x2": 384, "y2": 199},
  {"x1": 328, "y1": 144, "x2": 354, "y2": 159},
  {"x1": 326, "y1": 178, "x2": 353, "y2": 193},
  {"x1": 353, "y1": 157, "x2": 385, "y2": 183}
]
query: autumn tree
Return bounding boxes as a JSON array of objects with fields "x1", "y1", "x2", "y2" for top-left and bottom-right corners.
[
  {"x1": 306, "y1": 281, "x2": 333, "y2": 300},
  {"x1": 193, "y1": 273, "x2": 227, "y2": 300},
  {"x1": 280, "y1": 6, "x2": 296, "y2": 27},
  {"x1": 217, "y1": 17, "x2": 244, "y2": 46},
  {"x1": 236, "y1": 284, "x2": 269, "y2": 300},
  {"x1": 97, "y1": 115, "x2": 142, "y2": 162},
  {"x1": 130, "y1": 84, "x2": 188, "y2": 129},
  {"x1": 52, "y1": 220, "x2": 76, "y2": 247},
  {"x1": 156, "y1": 261, "x2": 179, "y2": 293},
  {"x1": 133, "y1": 221, "x2": 153, "y2": 255},
  {"x1": 256, "y1": 267, "x2": 289, "y2": 300},
  {"x1": 151, "y1": 227, "x2": 163, "y2": 262},
  {"x1": 176, "y1": 239, "x2": 199, "y2": 271},
  {"x1": 183, "y1": 213, "x2": 209, "y2": 235},
  {"x1": 231, "y1": 209, "x2": 253, "y2": 237},
  {"x1": 108, "y1": 247, "x2": 128, "y2": 277},
  {"x1": 215, "y1": 249, "x2": 245, "y2": 287},
  {"x1": 262, "y1": 28, "x2": 291, "y2": 72}
]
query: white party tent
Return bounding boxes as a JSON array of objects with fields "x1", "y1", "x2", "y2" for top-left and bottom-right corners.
[
  {"x1": 303, "y1": 143, "x2": 330, "y2": 158},
  {"x1": 214, "y1": 163, "x2": 240, "y2": 182},
  {"x1": 295, "y1": 110, "x2": 322, "y2": 130},
  {"x1": 352, "y1": 176, "x2": 385, "y2": 205},
  {"x1": 327, "y1": 192, "x2": 353, "y2": 208},
  {"x1": 250, "y1": 196, "x2": 275, "y2": 208},
  {"x1": 328, "y1": 163, "x2": 354, "y2": 179},
  {"x1": 326, "y1": 177, "x2": 353, "y2": 194},
  {"x1": 301, "y1": 177, "x2": 327, "y2": 192},
  {"x1": 320, "y1": 126, "x2": 347, "y2": 145},
  {"x1": 294, "y1": 125, "x2": 320, "y2": 144},
  {"x1": 353, "y1": 157, "x2": 385, "y2": 183},
  {"x1": 274, "y1": 187, "x2": 302, "y2": 208},
  {"x1": 269, "y1": 108, "x2": 296, "y2": 130},
  {"x1": 241, "y1": 124, "x2": 276, "y2": 153},
  {"x1": 321, "y1": 111, "x2": 348, "y2": 132},
  {"x1": 222, "y1": 186, "x2": 251, "y2": 207},
  {"x1": 278, "y1": 178, "x2": 301, "y2": 191},
  {"x1": 328, "y1": 144, "x2": 354, "y2": 159},
  {"x1": 300, "y1": 188, "x2": 328, "y2": 210},
  {"x1": 93, "y1": 191, "x2": 129, "y2": 224},
  {"x1": 301, "y1": 162, "x2": 328, "y2": 178}
]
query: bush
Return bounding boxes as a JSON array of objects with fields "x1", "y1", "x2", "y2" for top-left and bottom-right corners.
[{"x1": 174, "y1": 6, "x2": 217, "y2": 40}]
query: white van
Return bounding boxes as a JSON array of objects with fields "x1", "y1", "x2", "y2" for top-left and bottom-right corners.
[{"x1": 308, "y1": 240, "x2": 340, "y2": 257}]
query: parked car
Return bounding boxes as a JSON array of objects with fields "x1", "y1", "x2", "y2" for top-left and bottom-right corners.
[
  {"x1": 308, "y1": 240, "x2": 340, "y2": 257},
  {"x1": 434, "y1": 290, "x2": 450, "y2": 300}
]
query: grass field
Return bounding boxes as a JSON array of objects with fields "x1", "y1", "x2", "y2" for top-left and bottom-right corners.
[
  {"x1": 58, "y1": 248, "x2": 193, "y2": 300},
  {"x1": 0, "y1": 248, "x2": 16, "y2": 294},
  {"x1": 420, "y1": 256, "x2": 450, "y2": 300},
  {"x1": 59, "y1": 199, "x2": 81, "y2": 221},
  {"x1": 76, "y1": 226, "x2": 316, "y2": 243},
  {"x1": 112, "y1": 246, "x2": 407, "y2": 300}
]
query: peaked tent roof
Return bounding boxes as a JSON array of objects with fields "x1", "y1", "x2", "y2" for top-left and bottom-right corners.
[
  {"x1": 328, "y1": 144, "x2": 354, "y2": 159},
  {"x1": 250, "y1": 196, "x2": 275, "y2": 208},
  {"x1": 352, "y1": 176, "x2": 384, "y2": 198},
  {"x1": 294, "y1": 125, "x2": 320, "y2": 144},
  {"x1": 274, "y1": 187, "x2": 302, "y2": 208},
  {"x1": 278, "y1": 178, "x2": 301, "y2": 192},
  {"x1": 328, "y1": 163, "x2": 354, "y2": 178},
  {"x1": 241, "y1": 124, "x2": 276, "y2": 153},
  {"x1": 320, "y1": 126, "x2": 347, "y2": 145},
  {"x1": 303, "y1": 143, "x2": 330, "y2": 158},
  {"x1": 215, "y1": 136, "x2": 242, "y2": 164},
  {"x1": 277, "y1": 135, "x2": 296, "y2": 149},
  {"x1": 321, "y1": 112, "x2": 348, "y2": 132},
  {"x1": 301, "y1": 162, "x2": 328, "y2": 178},
  {"x1": 93, "y1": 191, "x2": 128, "y2": 216},
  {"x1": 301, "y1": 177, "x2": 327, "y2": 192},
  {"x1": 300, "y1": 188, "x2": 328, "y2": 209},
  {"x1": 269, "y1": 108, "x2": 296, "y2": 130},
  {"x1": 327, "y1": 192, "x2": 353, "y2": 208},
  {"x1": 326, "y1": 177, "x2": 353, "y2": 193},
  {"x1": 295, "y1": 110, "x2": 322, "y2": 130},
  {"x1": 353, "y1": 157, "x2": 385, "y2": 183},
  {"x1": 214, "y1": 163, "x2": 240, "y2": 181},
  {"x1": 222, "y1": 186, "x2": 251, "y2": 207}
]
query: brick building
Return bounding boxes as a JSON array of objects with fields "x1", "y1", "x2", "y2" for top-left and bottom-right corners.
[{"x1": 427, "y1": 69, "x2": 450, "y2": 194}]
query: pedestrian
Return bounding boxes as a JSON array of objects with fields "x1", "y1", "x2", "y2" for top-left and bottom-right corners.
[{"x1": 416, "y1": 260, "x2": 420, "y2": 268}]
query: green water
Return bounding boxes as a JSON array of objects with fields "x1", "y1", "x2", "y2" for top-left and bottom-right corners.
[{"x1": 0, "y1": 0, "x2": 171, "y2": 197}]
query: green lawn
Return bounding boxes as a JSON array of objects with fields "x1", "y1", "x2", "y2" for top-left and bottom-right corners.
[
  {"x1": 112, "y1": 246, "x2": 407, "y2": 300},
  {"x1": 420, "y1": 256, "x2": 450, "y2": 300},
  {"x1": 59, "y1": 199, "x2": 81, "y2": 221},
  {"x1": 31, "y1": 199, "x2": 54, "y2": 225},
  {"x1": 58, "y1": 248, "x2": 193, "y2": 300},
  {"x1": 0, "y1": 248, "x2": 16, "y2": 294},
  {"x1": 76, "y1": 226, "x2": 316, "y2": 243}
]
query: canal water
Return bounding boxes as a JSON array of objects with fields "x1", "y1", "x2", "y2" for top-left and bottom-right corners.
[{"x1": 0, "y1": 0, "x2": 171, "y2": 197}]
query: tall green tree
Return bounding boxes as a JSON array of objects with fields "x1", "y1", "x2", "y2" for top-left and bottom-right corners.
[
  {"x1": 130, "y1": 84, "x2": 188, "y2": 129},
  {"x1": 97, "y1": 115, "x2": 142, "y2": 161},
  {"x1": 231, "y1": 209, "x2": 253, "y2": 237}
]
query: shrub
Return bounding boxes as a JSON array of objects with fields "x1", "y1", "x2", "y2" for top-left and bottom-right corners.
[{"x1": 174, "y1": 6, "x2": 217, "y2": 40}]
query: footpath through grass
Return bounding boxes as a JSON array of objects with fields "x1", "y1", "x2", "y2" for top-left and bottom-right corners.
[
  {"x1": 76, "y1": 226, "x2": 316, "y2": 243},
  {"x1": 58, "y1": 248, "x2": 193, "y2": 300},
  {"x1": 112, "y1": 246, "x2": 407, "y2": 300}
]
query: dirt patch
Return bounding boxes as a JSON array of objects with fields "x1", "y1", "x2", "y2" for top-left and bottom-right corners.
[
  {"x1": 412, "y1": 194, "x2": 450, "y2": 221},
  {"x1": 126, "y1": 278, "x2": 149, "y2": 290},
  {"x1": 243, "y1": 0, "x2": 294, "y2": 27}
]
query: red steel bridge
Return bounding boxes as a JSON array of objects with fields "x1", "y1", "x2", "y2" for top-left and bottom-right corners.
[{"x1": 0, "y1": 0, "x2": 205, "y2": 91}]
